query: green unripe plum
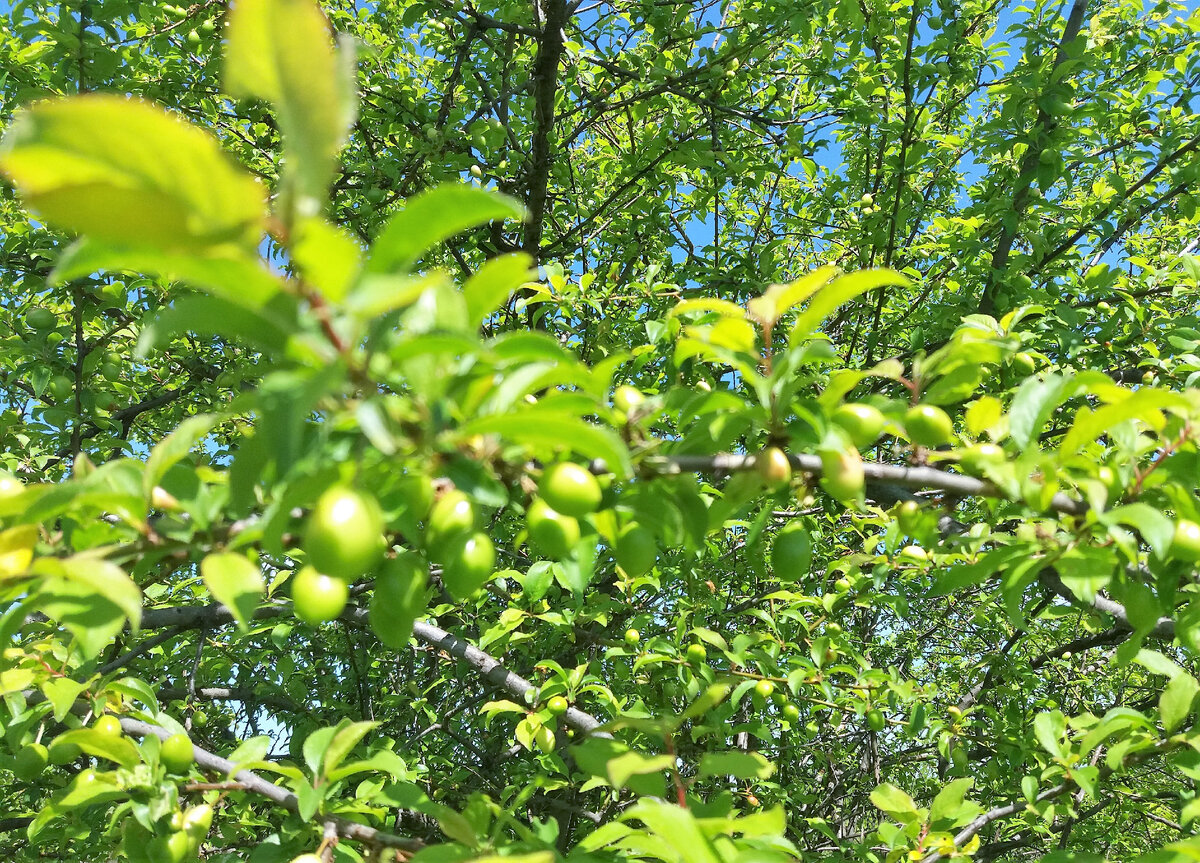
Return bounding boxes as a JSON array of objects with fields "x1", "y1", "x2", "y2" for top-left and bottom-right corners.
[
  {"x1": 904, "y1": 404, "x2": 954, "y2": 447},
  {"x1": 1011, "y1": 352, "x2": 1037, "y2": 374},
  {"x1": 866, "y1": 709, "x2": 886, "y2": 732},
  {"x1": 426, "y1": 490, "x2": 475, "y2": 555},
  {"x1": 305, "y1": 486, "x2": 385, "y2": 580},
  {"x1": 539, "y1": 463, "x2": 603, "y2": 517},
  {"x1": 686, "y1": 643, "x2": 708, "y2": 665},
  {"x1": 25, "y1": 307, "x2": 55, "y2": 330},
  {"x1": 0, "y1": 470, "x2": 21, "y2": 499},
  {"x1": 441, "y1": 532, "x2": 495, "y2": 599},
  {"x1": 180, "y1": 804, "x2": 213, "y2": 839},
  {"x1": 534, "y1": 725, "x2": 555, "y2": 754},
  {"x1": 754, "y1": 680, "x2": 774, "y2": 701},
  {"x1": 624, "y1": 628, "x2": 640, "y2": 646},
  {"x1": 771, "y1": 524, "x2": 812, "y2": 580},
  {"x1": 820, "y1": 447, "x2": 864, "y2": 502},
  {"x1": 526, "y1": 498, "x2": 581, "y2": 559},
  {"x1": 291, "y1": 566, "x2": 349, "y2": 624},
  {"x1": 47, "y1": 737, "x2": 80, "y2": 765},
  {"x1": 613, "y1": 385, "x2": 644, "y2": 414},
  {"x1": 614, "y1": 524, "x2": 656, "y2": 576},
  {"x1": 547, "y1": 696, "x2": 569, "y2": 716},
  {"x1": 782, "y1": 703, "x2": 800, "y2": 722},
  {"x1": 832, "y1": 403, "x2": 886, "y2": 448},
  {"x1": 755, "y1": 447, "x2": 792, "y2": 488},
  {"x1": 895, "y1": 500, "x2": 920, "y2": 533},
  {"x1": 93, "y1": 715, "x2": 122, "y2": 738},
  {"x1": 1171, "y1": 519, "x2": 1200, "y2": 562},
  {"x1": 11, "y1": 743, "x2": 48, "y2": 780},
  {"x1": 958, "y1": 443, "x2": 1005, "y2": 475},
  {"x1": 159, "y1": 733, "x2": 195, "y2": 774}
]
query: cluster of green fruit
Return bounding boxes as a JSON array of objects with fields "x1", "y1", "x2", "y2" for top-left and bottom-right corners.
[
  {"x1": 525, "y1": 462, "x2": 657, "y2": 577},
  {"x1": 122, "y1": 801, "x2": 213, "y2": 863},
  {"x1": 291, "y1": 485, "x2": 430, "y2": 649}
]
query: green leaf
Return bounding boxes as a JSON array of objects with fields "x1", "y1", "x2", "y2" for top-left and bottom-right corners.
[
  {"x1": 224, "y1": 0, "x2": 356, "y2": 218},
  {"x1": 291, "y1": 217, "x2": 363, "y2": 301},
  {"x1": 929, "y1": 778, "x2": 978, "y2": 826},
  {"x1": 463, "y1": 253, "x2": 534, "y2": 328},
  {"x1": 789, "y1": 269, "x2": 909, "y2": 345},
  {"x1": 459, "y1": 408, "x2": 632, "y2": 478},
  {"x1": 29, "y1": 769, "x2": 126, "y2": 837},
  {"x1": 621, "y1": 800, "x2": 722, "y2": 863},
  {"x1": 302, "y1": 725, "x2": 341, "y2": 777},
  {"x1": 200, "y1": 552, "x2": 265, "y2": 633},
  {"x1": 869, "y1": 782, "x2": 921, "y2": 823},
  {"x1": 1009, "y1": 372, "x2": 1073, "y2": 449},
  {"x1": 53, "y1": 238, "x2": 283, "y2": 305},
  {"x1": 1060, "y1": 389, "x2": 1191, "y2": 456},
  {"x1": 1034, "y1": 711, "x2": 1066, "y2": 759},
  {"x1": 1100, "y1": 504, "x2": 1176, "y2": 560},
  {"x1": 143, "y1": 413, "x2": 221, "y2": 498},
  {"x1": 52, "y1": 728, "x2": 140, "y2": 769},
  {"x1": 40, "y1": 678, "x2": 88, "y2": 723},
  {"x1": 605, "y1": 751, "x2": 676, "y2": 789},
  {"x1": 29, "y1": 554, "x2": 142, "y2": 658},
  {"x1": 697, "y1": 751, "x2": 776, "y2": 780},
  {"x1": 1160, "y1": 673, "x2": 1199, "y2": 733},
  {"x1": 367, "y1": 185, "x2": 525, "y2": 275},
  {"x1": 322, "y1": 720, "x2": 378, "y2": 778},
  {"x1": 0, "y1": 95, "x2": 264, "y2": 252}
]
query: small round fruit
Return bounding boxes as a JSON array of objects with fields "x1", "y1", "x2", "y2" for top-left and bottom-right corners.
[
  {"x1": 47, "y1": 737, "x2": 80, "y2": 765},
  {"x1": 180, "y1": 804, "x2": 213, "y2": 839},
  {"x1": 834, "y1": 577, "x2": 851, "y2": 593},
  {"x1": 832, "y1": 403, "x2": 886, "y2": 448},
  {"x1": 613, "y1": 385, "x2": 644, "y2": 414},
  {"x1": 25, "y1": 307, "x2": 55, "y2": 330},
  {"x1": 305, "y1": 486, "x2": 385, "y2": 580},
  {"x1": 11, "y1": 743, "x2": 48, "y2": 780},
  {"x1": 686, "y1": 643, "x2": 708, "y2": 665},
  {"x1": 624, "y1": 628, "x2": 641, "y2": 646},
  {"x1": 160, "y1": 733, "x2": 195, "y2": 774},
  {"x1": 614, "y1": 524, "x2": 657, "y2": 576},
  {"x1": 1171, "y1": 519, "x2": 1200, "y2": 563},
  {"x1": 754, "y1": 680, "x2": 775, "y2": 700},
  {"x1": 895, "y1": 500, "x2": 920, "y2": 533},
  {"x1": 771, "y1": 524, "x2": 812, "y2": 580},
  {"x1": 1011, "y1": 352, "x2": 1037, "y2": 374},
  {"x1": 820, "y1": 447, "x2": 864, "y2": 502},
  {"x1": 547, "y1": 696, "x2": 569, "y2": 716},
  {"x1": 93, "y1": 715, "x2": 122, "y2": 738},
  {"x1": 900, "y1": 545, "x2": 928, "y2": 561},
  {"x1": 782, "y1": 703, "x2": 800, "y2": 723},
  {"x1": 534, "y1": 725, "x2": 555, "y2": 754},
  {"x1": 905, "y1": 404, "x2": 954, "y2": 447},
  {"x1": 186, "y1": 29, "x2": 201, "y2": 48},
  {"x1": 959, "y1": 443, "x2": 1005, "y2": 475},
  {"x1": 426, "y1": 490, "x2": 475, "y2": 555},
  {"x1": 755, "y1": 447, "x2": 792, "y2": 488},
  {"x1": 152, "y1": 830, "x2": 193, "y2": 863},
  {"x1": 441, "y1": 531, "x2": 495, "y2": 599},
  {"x1": 291, "y1": 566, "x2": 349, "y2": 624},
  {"x1": 191, "y1": 710, "x2": 208, "y2": 728},
  {"x1": 539, "y1": 463, "x2": 603, "y2": 517},
  {"x1": 49, "y1": 374, "x2": 73, "y2": 400},
  {"x1": 292, "y1": 856, "x2": 324, "y2": 863},
  {"x1": 526, "y1": 499, "x2": 581, "y2": 559},
  {"x1": 866, "y1": 709, "x2": 886, "y2": 732},
  {"x1": 0, "y1": 470, "x2": 21, "y2": 500}
]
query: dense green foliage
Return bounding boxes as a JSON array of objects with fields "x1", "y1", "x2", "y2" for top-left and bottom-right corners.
[{"x1": 2, "y1": 1, "x2": 1200, "y2": 862}]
